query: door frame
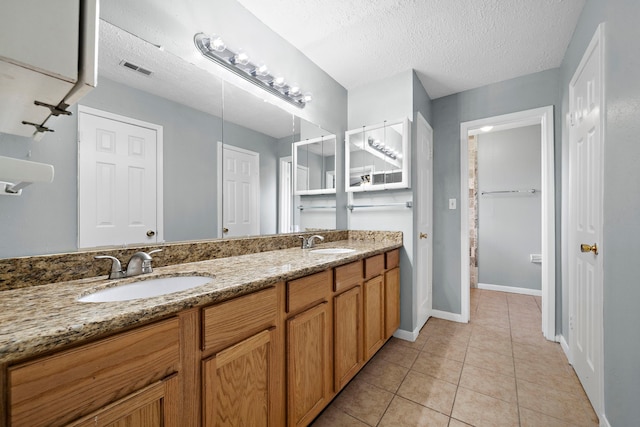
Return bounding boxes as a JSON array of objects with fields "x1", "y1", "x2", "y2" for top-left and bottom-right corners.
[
  {"x1": 278, "y1": 156, "x2": 293, "y2": 233},
  {"x1": 77, "y1": 105, "x2": 164, "y2": 246},
  {"x1": 414, "y1": 112, "x2": 433, "y2": 332},
  {"x1": 459, "y1": 106, "x2": 556, "y2": 340},
  {"x1": 567, "y1": 22, "x2": 605, "y2": 418}
]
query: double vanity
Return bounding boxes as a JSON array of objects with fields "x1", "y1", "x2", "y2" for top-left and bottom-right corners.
[{"x1": 0, "y1": 231, "x2": 402, "y2": 426}]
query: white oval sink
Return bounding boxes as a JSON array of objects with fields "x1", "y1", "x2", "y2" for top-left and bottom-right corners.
[
  {"x1": 78, "y1": 276, "x2": 212, "y2": 303},
  {"x1": 309, "y1": 248, "x2": 356, "y2": 255}
]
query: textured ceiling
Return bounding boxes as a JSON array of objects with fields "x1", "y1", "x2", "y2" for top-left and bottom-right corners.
[{"x1": 236, "y1": 0, "x2": 586, "y2": 98}]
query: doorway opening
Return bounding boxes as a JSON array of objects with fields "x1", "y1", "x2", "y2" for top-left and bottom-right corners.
[{"x1": 460, "y1": 106, "x2": 556, "y2": 340}]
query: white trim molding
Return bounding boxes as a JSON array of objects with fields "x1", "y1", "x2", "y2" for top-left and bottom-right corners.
[
  {"x1": 460, "y1": 106, "x2": 556, "y2": 340},
  {"x1": 477, "y1": 283, "x2": 542, "y2": 296},
  {"x1": 431, "y1": 309, "x2": 467, "y2": 323},
  {"x1": 393, "y1": 328, "x2": 420, "y2": 342},
  {"x1": 559, "y1": 334, "x2": 571, "y2": 363}
]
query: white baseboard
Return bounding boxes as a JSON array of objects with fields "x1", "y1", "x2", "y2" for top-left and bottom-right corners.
[
  {"x1": 393, "y1": 327, "x2": 419, "y2": 342},
  {"x1": 600, "y1": 413, "x2": 611, "y2": 427},
  {"x1": 478, "y1": 282, "x2": 542, "y2": 296},
  {"x1": 558, "y1": 334, "x2": 572, "y2": 364},
  {"x1": 431, "y1": 309, "x2": 466, "y2": 323}
]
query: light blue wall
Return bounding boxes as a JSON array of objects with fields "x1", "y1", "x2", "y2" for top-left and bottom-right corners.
[
  {"x1": 560, "y1": 0, "x2": 640, "y2": 424},
  {"x1": 430, "y1": 69, "x2": 561, "y2": 315},
  {"x1": 477, "y1": 125, "x2": 542, "y2": 290},
  {"x1": 347, "y1": 70, "x2": 433, "y2": 334}
]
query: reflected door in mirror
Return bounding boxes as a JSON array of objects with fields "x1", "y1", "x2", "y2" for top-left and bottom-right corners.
[{"x1": 222, "y1": 145, "x2": 260, "y2": 237}]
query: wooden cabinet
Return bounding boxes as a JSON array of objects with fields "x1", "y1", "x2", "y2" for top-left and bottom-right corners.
[
  {"x1": 201, "y1": 287, "x2": 281, "y2": 426},
  {"x1": 385, "y1": 267, "x2": 401, "y2": 338},
  {"x1": 363, "y1": 275, "x2": 386, "y2": 359},
  {"x1": 66, "y1": 376, "x2": 180, "y2": 427},
  {"x1": 334, "y1": 285, "x2": 362, "y2": 391},
  {"x1": 202, "y1": 329, "x2": 278, "y2": 426},
  {"x1": 287, "y1": 302, "x2": 331, "y2": 427},
  {"x1": 8, "y1": 318, "x2": 180, "y2": 427},
  {"x1": 4, "y1": 249, "x2": 400, "y2": 427}
]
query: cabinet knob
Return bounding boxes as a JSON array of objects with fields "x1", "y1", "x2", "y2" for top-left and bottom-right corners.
[
  {"x1": 223, "y1": 227, "x2": 229, "y2": 234},
  {"x1": 419, "y1": 232, "x2": 428, "y2": 239},
  {"x1": 146, "y1": 230, "x2": 156, "y2": 237}
]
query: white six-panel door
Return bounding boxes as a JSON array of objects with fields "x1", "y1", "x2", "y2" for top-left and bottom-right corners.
[
  {"x1": 78, "y1": 108, "x2": 160, "y2": 248},
  {"x1": 416, "y1": 113, "x2": 433, "y2": 329},
  {"x1": 222, "y1": 145, "x2": 260, "y2": 237},
  {"x1": 569, "y1": 24, "x2": 604, "y2": 419}
]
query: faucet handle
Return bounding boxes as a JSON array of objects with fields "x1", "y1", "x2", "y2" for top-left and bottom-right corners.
[
  {"x1": 94, "y1": 255, "x2": 126, "y2": 279},
  {"x1": 298, "y1": 235, "x2": 308, "y2": 249}
]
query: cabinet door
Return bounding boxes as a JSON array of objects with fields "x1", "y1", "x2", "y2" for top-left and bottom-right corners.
[
  {"x1": 334, "y1": 286, "x2": 362, "y2": 391},
  {"x1": 202, "y1": 328, "x2": 277, "y2": 427},
  {"x1": 287, "y1": 302, "x2": 331, "y2": 427},
  {"x1": 363, "y1": 275, "x2": 385, "y2": 360},
  {"x1": 385, "y1": 267, "x2": 401, "y2": 339},
  {"x1": 67, "y1": 376, "x2": 179, "y2": 427}
]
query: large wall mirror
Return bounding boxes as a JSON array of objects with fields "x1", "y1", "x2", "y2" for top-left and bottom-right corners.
[{"x1": 0, "y1": 2, "x2": 340, "y2": 259}]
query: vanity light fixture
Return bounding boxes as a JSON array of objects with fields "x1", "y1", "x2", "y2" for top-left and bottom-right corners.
[{"x1": 194, "y1": 32, "x2": 310, "y2": 108}]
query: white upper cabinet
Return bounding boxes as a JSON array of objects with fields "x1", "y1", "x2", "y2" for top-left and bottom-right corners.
[
  {"x1": 345, "y1": 118, "x2": 411, "y2": 192},
  {"x1": 0, "y1": 0, "x2": 98, "y2": 138}
]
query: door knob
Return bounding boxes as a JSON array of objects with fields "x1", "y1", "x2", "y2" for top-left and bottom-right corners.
[
  {"x1": 146, "y1": 230, "x2": 156, "y2": 237},
  {"x1": 419, "y1": 232, "x2": 428, "y2": 239},
  {"x1": 580, "y1": 243, "x2": 598, "y2": 255},
  {"x1": 223, "y1": 227, "x2": 229, "y2": 234}
]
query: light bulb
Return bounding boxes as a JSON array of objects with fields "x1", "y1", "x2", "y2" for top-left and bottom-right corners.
[
  {"x1": 234, "y1": 52, "x2": 250, "y2": 65},
  {"x1": 210, "y1": 36, "x2": 226, "y2": 52},
  {"x1": 273, "y1": 76, "x2": 286, "y2": 87},
  {"x1": 289, "y1": 85, "x2": 300, "y2": 96},
  {"x1": 254, "y1": 64, "x2": 269, "y2": 76},
  {"x1": 303, "y1": 93, "x2": 312, "y2": 102}
]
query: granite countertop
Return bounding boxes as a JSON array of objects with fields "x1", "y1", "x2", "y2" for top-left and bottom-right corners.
[{"x1": 0, "y1": 239, "x2": 401, "y2": 365}]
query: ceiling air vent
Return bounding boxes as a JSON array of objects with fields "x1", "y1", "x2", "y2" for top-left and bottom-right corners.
[{"x1": 119, "y1": 60, "x2": 153, "y2": 76}]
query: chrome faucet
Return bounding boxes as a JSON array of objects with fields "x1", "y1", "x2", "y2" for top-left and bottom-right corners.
[
  {"x1": 126, "y1": 249, "x2": 162, "y2": 277},
  {"x1": 298, "y1": 234, "x2": 325, "y2": 249},
  {"x1": 95, "y1": 249, "x2": 162, "y2": 279}
]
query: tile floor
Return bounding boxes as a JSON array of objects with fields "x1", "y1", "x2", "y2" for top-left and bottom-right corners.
[{"x1": 312, "y1": 288, "x2": 598, "y2": 427}]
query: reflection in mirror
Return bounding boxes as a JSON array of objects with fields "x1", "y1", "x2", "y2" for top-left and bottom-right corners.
[
  {"x1": 345, "y1": 118, "x2": 410, "y2": 192},
  {"x1": 292, "y1": 118, "x2": 337, "y2": 232},
  {"x1": 293, "y1": 134, "x2": 337, "y2": 195},
  {"x1": 220, "y1": 80, "x2": 295, "y2": 238}
]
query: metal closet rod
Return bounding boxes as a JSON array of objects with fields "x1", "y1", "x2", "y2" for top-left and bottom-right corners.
[
  {"x1": 480, "y1": 189, "x2": 537, "y2": 195},
  {"x1": 297, "y1": 205, "x2": 336, "y2": 210},
  {"x1": 347, "y1": 201, "x2": 413, "y2": 211}
]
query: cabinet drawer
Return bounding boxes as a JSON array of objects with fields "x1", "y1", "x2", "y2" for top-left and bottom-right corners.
[
  {"x1": 202, "y1": 286, "x2": 277, "y2": 354},
  {"x1": 334, "y1": 261, "x2": 362, "y2": 293},
  {"x1": 287, "y1": 270, "x2": 331, "y2": 313},
  {"x1": 364, "y1": 254, "x2": 385, "y2": 280},
  {"x1": 9, "y1": 318, "x2": 180, "y2": 427},
  {"x1": 386, "y1": 249, "x2": 400, "y2": 269}
]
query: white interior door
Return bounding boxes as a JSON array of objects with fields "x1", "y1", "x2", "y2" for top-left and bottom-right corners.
[
  {"x1": 78, "y1": 108, "x2": 159, "y2": 248},
  {"x1": 569, "y1": 24, "x2": 604, "y2": 418},
  {"x1": 416, "y1": 113, "x2": 433, "y2": 329},
  {"x1": 222, "y1": 145, "x2": 260, "y2": 237}
]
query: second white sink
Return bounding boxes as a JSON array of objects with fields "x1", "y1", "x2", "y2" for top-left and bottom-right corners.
[
  {"x1": 309, "y1": 248, "x2": 356, "y2": 255},
  {"x1": 78, "y1": 275, "x2": 213, "y2": 303}
]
